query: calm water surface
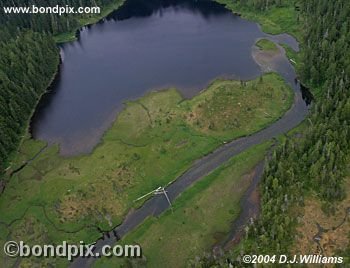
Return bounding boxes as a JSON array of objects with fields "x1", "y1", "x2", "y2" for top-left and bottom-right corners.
[{"x1": 31, "y1": 0, "x2": 298, "y2": 155}]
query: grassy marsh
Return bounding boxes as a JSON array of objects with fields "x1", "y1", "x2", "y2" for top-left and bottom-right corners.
[
  {"x1": 0, "y1": 73, "x2": 292, "y2": 266},
  {"x1": 93, "y1": 142, "x2": 271, "y2": 268},
  {"x1": 215, "y1": 0, "x2": 301, "y2": 41},
  {"x1": 256, "y1": 38, "x2": 279, "y2": 52}
]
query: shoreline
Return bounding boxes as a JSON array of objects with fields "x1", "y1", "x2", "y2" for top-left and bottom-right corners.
[
  {"x1": 4, "y1": 0, "x2": 129, "y2": 172},
  {"x1": 2, "y1": 2, "x2": 308, "y2": 266},
  {"x1": 3, "y1": 52, "x2": 61, "y2": 180},
  {"x1": 71, "y1": 73, "x2": 308, "y2": 267},
  {"x1": 54, "y1": 0, "x2": 126, "y2": 44},
  {"x1": 28, "y1": 71, "x2": 293, "y2": 160},
  {"x1": 29, "y1": 0, "x2": 302, "y2": 157},
  {"x1": 214, "y1": 0, "x2": 301, "y2": 42}
]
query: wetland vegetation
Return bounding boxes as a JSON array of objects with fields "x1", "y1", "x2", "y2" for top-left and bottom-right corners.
[
  {"x1": 1, "y1": 0, "x2": 349, "y2": 267},
  {"x1": 0, "y1": 73, "x2": 292, "y2": 266},
  {"x1": 94, "y1": 142, "x2": 271, "y2": 268}
]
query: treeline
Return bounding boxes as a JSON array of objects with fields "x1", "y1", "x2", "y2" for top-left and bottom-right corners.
[
  {"x1": 0, "y1": 29, "x2": 58, "y2": 173},
  {"x1": 0, "y1": 0, "x2": 121, "y2": 176},
  {"x1": 298, "y1": 0, "x2": 350, "y2": 202},
  {"x1": 0, "y1": 0, "x2": 117, "y2": 35},
  {"x1": 231, "y1": 0, "x2": 291, "y2": 10},
  {"x1": 193, "y1": 0, "x2": 350, "y2": 265}
]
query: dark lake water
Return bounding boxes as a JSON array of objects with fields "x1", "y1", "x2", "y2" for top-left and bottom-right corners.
[{"x1": 31, "y1": 0, "x2": 299, "y2": 155}]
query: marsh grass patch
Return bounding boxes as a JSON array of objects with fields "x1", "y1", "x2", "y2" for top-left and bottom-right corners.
[{"x1": 0, "y1": 73, "x2": 292, "y2": 267}]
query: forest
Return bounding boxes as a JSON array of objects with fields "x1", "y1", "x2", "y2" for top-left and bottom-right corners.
[
  {"x1": 196, "y1": 0, "x2": 350, "y2": 265},
  {"x1": 0, "y1": 29, "x2": 58, "y2": 178},
  {"x1": 0, "y1": 0, "x2": 349, "y2": 265},
  {"x1": 0, "y1": 0, "x2": 122, "y2": 182}
]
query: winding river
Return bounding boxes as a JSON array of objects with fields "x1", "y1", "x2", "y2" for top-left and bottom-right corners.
[{"x1": 27, "y1": 0, "x2": 310, "y2": 266}]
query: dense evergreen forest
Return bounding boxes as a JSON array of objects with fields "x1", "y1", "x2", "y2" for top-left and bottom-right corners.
[
  {"x1": 0, "y1": 29, "x2": 58, "y2": 177},
  {"x1": 0, "y1": 0, "x2": 120, "y2": 179},
  {"x1": 0, "y1": 0, "x2": 349, "y2": 264},
  {"x1": 251, "y1": 0, "x2": 350, "y2": 250},
  {"x1": 234, "y1": 0, "x2": 288, "y2": 10},
  {"x1": 196, "y1": 0, "x2": 350, "y2": 265},
  {"x1": 255, "y1": 0, "x2": 350, "y2": 248}
]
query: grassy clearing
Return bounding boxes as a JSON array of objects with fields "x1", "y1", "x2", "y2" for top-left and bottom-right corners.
[
  {"x1": 54, "y1": 0, "x2": 125, "y2": 43},
  {"x1": 256, "y1": 38, "x2": 278, "y2": 52},
  {"x1": 94, "y1": 142, "x2": 271, "y2": 268},
  {"x1": 184, "y1": 73, "x2": 293, "y2": 140},
  {"x1": 215, "y1": 0, "x2": 301, "y2": 41},
  {"x1": 292, "y1": 163, "x2": 350, "y2": 263},
  {"x1": 6, "y1": 132, "x2": 47, "y2": 173},
  {"x1": 0, "y1": 73, "x2": 292, "y2": 266},
  {"x1": 280, "y1": 43, "x2": 301, "y2": 67}
]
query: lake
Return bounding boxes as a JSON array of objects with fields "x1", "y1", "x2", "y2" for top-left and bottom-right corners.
[{"x1": 30, "y1": 0, "x2": 298, "y2": 155}]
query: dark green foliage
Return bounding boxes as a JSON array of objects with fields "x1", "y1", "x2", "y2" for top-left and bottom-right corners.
[
  {"x1": 245, "y1": 0, "x2": 350, "y2": 255},
  {"x1": 300, "y1": 0, "x2": 350, "y2": 88},
  {"x1": 0, "y1": 0, "x2": 124, "y2": 175},
  {"x1": 0, "y1": 29, "x2": 58, "y2": 173},
  {"x1": 0, "y1": 0, "x2": 348, "y2": 264},
  {"x1": 235, "y1": 0, "x2": 288, "y2": 10},
  {"x1": 239, "y1": 0, "x2": 350, "y2": 256},
  {"x1": 194, "y1": 0, "x2": 350, "y2": 265}
]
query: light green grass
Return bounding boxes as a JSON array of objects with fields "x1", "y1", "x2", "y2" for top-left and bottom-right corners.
[
  {"x1": 215, "y1": 0, "x2": 301, "y2": 41},
  {"x1": 7, "y1": 133, "x2": 47, "y2": 173},
  {"x1": 94, "y1": 142, "x2": 271, "y2": 268},
  {"x1": 256, "y1": 38, "x2": 278, "y2": 52},
  {"x1": 280, "y1": 43, "x2": 301, "y2": 67},
  {"x1": 0, "y1": 73, "x2": 292, "y2": 267},
  {"x1": 183, "y1": 73, "x2": 293, "y2": 140}
]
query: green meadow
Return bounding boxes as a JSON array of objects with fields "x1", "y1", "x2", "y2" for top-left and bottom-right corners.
[
  {"x1": 0, "y1": 73, "x2": 292, "y2": 266},
  {"x1": 256, "y1": 38, "x2": 279, "y2": 52},
  {"x1": 215, "y1": 0, "x2": 301, "y2": 41},
  {"x1": 94, "y1": 142, "x2": 271, "y2": 268}
]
